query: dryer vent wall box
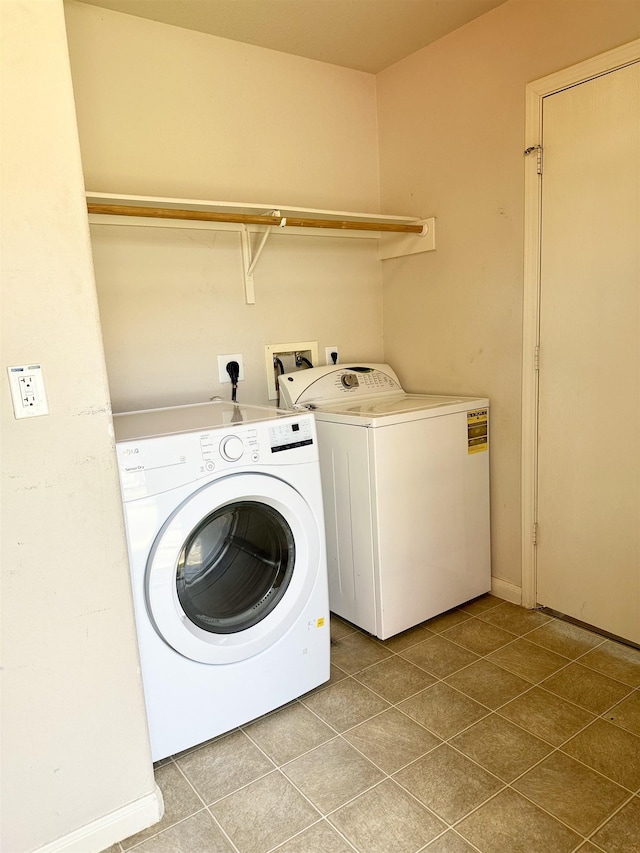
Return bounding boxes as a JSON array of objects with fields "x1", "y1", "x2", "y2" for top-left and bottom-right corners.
[
  {"x1": 265, "y1": 341, "x2": 319, "y2": 400},
  {"x1": 113, "y1": 400, "x2": 330, "y2": 761},
  {"x1": 278, "y1": 363, "x2": 491, "y2": 640}
]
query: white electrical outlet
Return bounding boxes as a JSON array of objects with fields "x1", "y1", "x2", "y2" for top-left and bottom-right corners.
[
  {"x1": 217, "y1": 354, "x2": 245, "y2": 383},
  {"x1": 7, "y1": 363, "x2": 49, "y2": 418},
  {"x1": 325, "y1": 346, "x2": 339, "y2": 365}
]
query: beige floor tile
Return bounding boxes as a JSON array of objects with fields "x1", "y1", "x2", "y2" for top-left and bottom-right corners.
[
  {"x1": 424, "y1": 831, "x2": 479, "y2": 852},
  {"x1": 459, "y1": 594, "x2": 503, "y2": 615},
  {"x1": 211, "y1": 771, "x2": 319, "y2": 853},
  {"x1": 244, "y1": 702, "x2": 334, "y2": 765},
  {"x1": 542, "y1": 662, "x2": 633, "y2": 715},
  {"x1": 606, "y1": 690, "x2": 640, "y2": 736},
  {"x1": 457, "y1": 788, "x2": 581, "y2": 853},
  {"x1": 137, "y1": 613, "x2": 639, "y2": 853},
  {"x1": 450, "y1": 713, "x2": 552, "y2": 781},
  {"x1": 562, "y1": 719, "x2": 640, "y2": 790},
  {"x1": 170, "y1": 726, "x2": 247, "y2": 760},
  {"x1": 121, "y1": 762, "x2": 204, "y2": 849},
  {"x1": 398, "y1": 682, "x2": 488, "y2": 739},
  {"x1": 176, "y1": 730, "x2": 273, "y2": 805},
  {"x1": 394, "y1": 743, "x2": 502, "y2": 824},
  {"x1": 131, "y1": 811, "x2": 234, "y2": 853},
  {"x1": 488, "y1": 638, "x2": 571, "y2": 683},
  {"x1": 330, "y1": 614, "x2": 357, "y2": 640},
  {"x1": 477, "y1": 602, "x2": 552, "y2": 635},
  {"x1": 272, "y1": 820, "x2": 355, "y2": 853},
  {"x1": 425, "y1": 608, "x2": 473, "y2": 632},
  {"x1": 498, "y1": 686, "x2": 596, "y2": 746},
  {"x1": 329, "y1": 779, "x2": 446, "y2": 853},
  {"x1": 445, "y1": 659, "x2": 531, "y2": 709},
  {"x1": 327, "y1": 663, "x2": 350, "y2": 684},
  {"x1": 580, "y1": 641, "x2": 640, "y2": 687},
  {"x1": 354, "y1": 655, "x2": 436, "y2": 703},
  {"x1": 300, "y1": 677, "x2": 390, "y2": 732},
  {"x1": 441, "y1": 617, "x2": 515, "y2": 655},
  {"x1": 513, "y1": 750, "x2": 628, "y2": 835},
  {"x1": 304, "y1": 663, "x2": 349, "y2": 696},
  {"x1": 400, "y1": 634, "x2": 479, "y2": 678},
  {"x1": 377, "y1": 621, "x2": 434, "y2": 651},
  {"x1": 526, "y1": 618, "x2": 605, "y2": 659},
  {"x1": 590, "y1": 796, "x2": 640, "y2": 852},
  {"x1": 282, "y1": 737, "x2": 383, "y2": 812},
  {"x1": 329, "y1": 631, "x2": 391, "y2": 674},
  {"x1": 344, "y1": 707, "x2": 441, "y2": 773}
]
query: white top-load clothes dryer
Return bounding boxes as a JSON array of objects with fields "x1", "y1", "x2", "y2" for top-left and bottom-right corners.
[{"x1": 278, "y1": 364, "x2": 491, "y2": 639}]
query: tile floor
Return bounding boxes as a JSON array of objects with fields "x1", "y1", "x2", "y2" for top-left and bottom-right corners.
[{"x1": 106, "y1": 596, "x2": 640, "y2": 853}]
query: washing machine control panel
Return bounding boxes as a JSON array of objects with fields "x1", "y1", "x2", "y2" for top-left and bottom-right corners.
[{"x1": 278, "y1": 364, "x2": 402, "y2": 409}]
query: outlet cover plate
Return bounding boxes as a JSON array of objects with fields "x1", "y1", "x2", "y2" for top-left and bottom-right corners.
[
  {"x1": 7, "y1": 363, "x2": 49, "y2": 418},
  {"x1": 217, "y1": 354, "x2": 245, "y2": 383},
  {"x1": 325, "y1": 346, "x2": 339, "y2": 365}
]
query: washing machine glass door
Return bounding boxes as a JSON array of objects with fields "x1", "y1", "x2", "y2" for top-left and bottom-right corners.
[{"x1": 147, "y1": 472, "x2": 322, "y2": 664}]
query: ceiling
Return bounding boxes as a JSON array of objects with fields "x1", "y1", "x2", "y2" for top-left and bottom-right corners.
[{"x1": 74, "y1": 0, "x2": 508, "y2": 73}]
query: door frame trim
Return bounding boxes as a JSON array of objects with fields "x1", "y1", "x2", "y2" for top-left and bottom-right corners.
[{"x1": 521, "y1": 39, "x2": 640, "y2": 609}]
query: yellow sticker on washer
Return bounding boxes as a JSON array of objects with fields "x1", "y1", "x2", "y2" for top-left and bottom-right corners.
[
  {"x1": 317, "y1": 617, "x2": 325, "y2": 628},
  {"x1": 467, "y1": 409, "x2": 488, "y2": 454}
]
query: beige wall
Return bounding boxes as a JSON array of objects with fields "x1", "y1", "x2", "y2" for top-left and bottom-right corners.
[
  {"x1": 377, "y1": 0, "x2": 640, "y2": 592},
  {"x1": 64, "y1": 1, "x2": 380, "y2": 212},
  {"x1": 0, "y1": 1, "x2": 156, "y2": 850},
  {"x1": 64, "y1": 1, "x2": 385, "y2": 410},
  {"x1": 90, "y1": 225, "x2": 384, "y2": 411}
]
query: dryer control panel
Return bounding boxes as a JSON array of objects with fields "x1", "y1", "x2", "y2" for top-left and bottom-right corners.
[
  {"x1": 115, "y1": 406, "x2": 318, "y2": 501},
  {"x1": 269, "y1": 418, "x2": 314, "y2": 453}
]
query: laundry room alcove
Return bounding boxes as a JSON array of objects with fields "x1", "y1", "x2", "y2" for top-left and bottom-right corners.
[{"x1": 86, "y1": 191, "x2": 436, "y2": 412}]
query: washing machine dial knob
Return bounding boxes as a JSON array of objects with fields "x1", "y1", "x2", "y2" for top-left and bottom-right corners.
[
  {"x1": 341, "y1": 373, "x2": 359, "y2": 389},
  {"x1": 219, "y1": 435, "x2": 244, "y2": 462}
]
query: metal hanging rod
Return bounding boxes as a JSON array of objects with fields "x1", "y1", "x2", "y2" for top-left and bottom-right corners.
[{"x1": 87, "y1": 203, "x2": 425, "y2": 234}]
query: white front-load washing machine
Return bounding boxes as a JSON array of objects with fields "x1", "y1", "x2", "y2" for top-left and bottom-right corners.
[
  {"x1": 114, "y1": 400, "x2": 329, "y2": 761},
  {"x1": 279, "y1": 364, "x2": 491, "y2": 640}
]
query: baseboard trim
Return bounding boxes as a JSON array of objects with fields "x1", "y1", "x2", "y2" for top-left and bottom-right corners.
[
  {"x1": 491, "y1": 577, "x2": 522, "y2": 606},
  {"x1": 32, "y1": 784, "x2": 164, "y2": 853}
]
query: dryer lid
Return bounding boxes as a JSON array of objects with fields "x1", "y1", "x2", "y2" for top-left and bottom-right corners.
[
  {"x1": 114, "y1": 399, "x2": 293, "y2": 443},
  {"x1": 309, "y1": 393, "x2": 489, "y2": 426}
]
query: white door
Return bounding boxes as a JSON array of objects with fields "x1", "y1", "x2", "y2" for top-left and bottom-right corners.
[{"x1": 535, "y1": 60, "x2": 640, "y2": 643}]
